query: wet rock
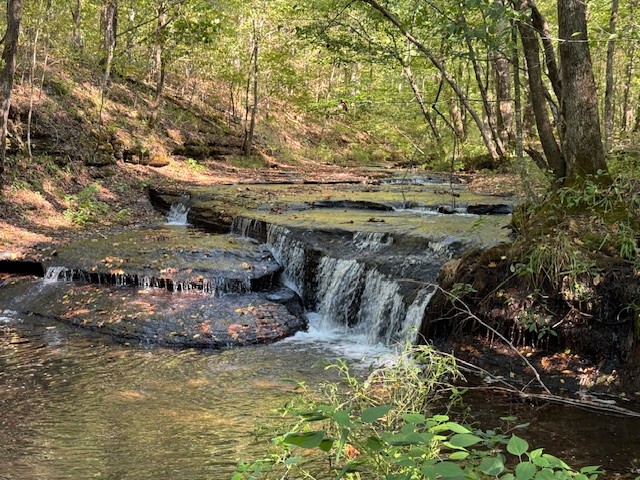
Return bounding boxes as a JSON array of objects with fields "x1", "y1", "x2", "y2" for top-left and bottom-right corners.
[
  {"x1": 0, "y1": 281, "x2": 306, "y2": 348},
  {"x1": 311, "y1": 200, "x2": 393, "y2": 211},
  {"x1": 467, "y1": 204, "x2": 513, "y2": 215},
  {"x1": 43, "y1": 226, "x2": 282, "y2": 295}
]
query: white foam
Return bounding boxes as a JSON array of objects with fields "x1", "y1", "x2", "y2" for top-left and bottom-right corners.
[{"x1": 166, "y1": 203, "x2": 190, "y2": 225}]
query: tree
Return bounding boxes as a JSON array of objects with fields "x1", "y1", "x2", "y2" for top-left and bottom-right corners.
[
  {"x1": 514, "y1": 0, "x2": 609, "y2": 186},
  {"x1": 557, "y1": 0, "x2": 609, "y2": 184},
  {"x1": 0, "y1": 0, "x2": 23, "y2": 184}
]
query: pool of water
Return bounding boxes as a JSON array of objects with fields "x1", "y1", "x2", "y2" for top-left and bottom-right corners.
[
  {"x1": 2, "y1": 310, "x2": 640, "y2": 479},
  {"x1": 0, "y1": 310, "x2": 389, "y2": 480}
]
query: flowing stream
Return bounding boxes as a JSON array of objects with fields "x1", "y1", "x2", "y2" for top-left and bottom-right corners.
[{"x1": 2, "y1": 202, "x2": 640, "y2": 478}]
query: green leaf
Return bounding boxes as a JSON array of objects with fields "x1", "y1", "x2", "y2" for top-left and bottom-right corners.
[
  {"x1": 433, "y1": 461, "x2": 466, "y2": 478},
  {"x1": 333, "y1": 409, "x2": 354, "y2": 428},
  {"x1": 532, "y1": 456, "x2": 550, "y2": 468},
  {"x1": 366, "y1": 436, "x2": 383, "y2": 452},
  {"x1": 541, "y1": 453, "x2": 570, "y2": 470},
  {"x1": 319, "y1": 439, "x2": 334, "y2": 452},
  {"x1": 479, "y1": 455, "x2": 505, "y2": 476},
  {"x1": 283, "y1": 456, "x2": 302, "y2": 465},
  {"x1": 283, "y1": 431, "x2": 326, "y2": 449},
  {"x1": 361, "y1": 405, "x2": 392, "y2": 423},
  {"x1": 448, "y1": 451, "x2": 470, "y2": 460},
  {"x1": 534, "y1": 468, "x2": 556, "y2": 480},
  {"x1": 528, "y1": 448, "x2": 544, "y2": 459},
  {"x1": 403, "y1": 413, "x2": 426, "y2": 423},
  {"x1": 432, "y1": 422, "x2": 470, "y2": 434},
  {"x1": 579, "y1": 466, "x2": 602, "y2": 474},
  {"x1": 448, "y1": 433, "x2": 484, "y2": 449},
  {"x1": 507, "y1": 435, "x2": 529, "y2": 456},
  {"x1": 515, "y1": 461, "x2": 537, "y2": 480}
]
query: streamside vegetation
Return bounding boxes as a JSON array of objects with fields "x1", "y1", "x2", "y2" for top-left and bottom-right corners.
[{"x1": 233, "y1": 346, "x2": 603, "y2": 480}]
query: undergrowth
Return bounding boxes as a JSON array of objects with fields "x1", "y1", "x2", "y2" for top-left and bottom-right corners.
[{"x1": 233, "y1": 345, "x2": 601, "y2": 480}]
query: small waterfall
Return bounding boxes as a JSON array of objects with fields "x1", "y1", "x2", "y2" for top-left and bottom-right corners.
[
  {"x1": 316, "y1": 258, "x2": 365, "y2": 328},
  {"x1": 265, "y1": 225, "x2": 307, "y2": 299},
  {"x1": 353, "y1": 231, "x2": 393, "y2": 251},
  {"x1": 44, "y1": 266, "x2": 73, "y2": 284},
  {"x1": 166, "y1": 202, "x2": 190, "y2": 225},
  {"x1": 231, "y1": 217, "x2": 451, "y2": 347},
  {"x1": 357, "y1": 269, "x2": 405, "y2": 344}
]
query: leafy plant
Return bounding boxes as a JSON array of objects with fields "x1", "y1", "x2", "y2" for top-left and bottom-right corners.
[
  {"x1": 63, "y1": 183, "x2": 109, "y2": 225},
  {"x1": 234, "y1": 346, "x2": 600, "y2": 480}
]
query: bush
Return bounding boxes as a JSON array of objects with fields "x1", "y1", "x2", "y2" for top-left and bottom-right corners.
[{"x1": 233, "y1": 345, "x2": 601, "y2": 480}]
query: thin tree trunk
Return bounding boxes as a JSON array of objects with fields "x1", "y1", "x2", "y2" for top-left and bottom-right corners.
[
  {"x1": 621, "y1": 1, "x2": 637, "y2": 132},
  {"x1": 148, "y1": 2, "x2": 166, "y2": 128},
  {"x1": 604, "y1": 0, "x2": 619, "y2": 151},
  {"x1": 242, "y1": 21, "x2": 259, "y2": 156},
  {"x1": 465, "y1": 34, "x2": 507, "y2": 159},
  {"x1": 400, "y1": 59, "x2": 441, "y2": 143},
  {"x1": 99, "y1": 0, "x2": 117, "y2": 122},
  {"x1": 71, "y1": 0, "x2": 83, "y2": 50},
  {"x1": 529, "y1": 1, "x2": 562, "y2": 101},
  {"x1": 621, "y1": 44, "x2": 635, "y2": 132},
  {"x1": 0, "y1": 0, "x2": 23, "y2": 182},
  {"x1": 360, "y1": 0, "x2": 502, "y2": 163},
  {"x1": 558, "y1": 0, "x2": 609, "y2": 184},
  {"x1": 517, "y1": 14, "x2": 565, "y2": 181}
]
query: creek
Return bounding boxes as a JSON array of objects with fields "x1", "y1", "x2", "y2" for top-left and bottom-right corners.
[{"x1": 1, "y1": 178, "x2": 640, "y2": 478}]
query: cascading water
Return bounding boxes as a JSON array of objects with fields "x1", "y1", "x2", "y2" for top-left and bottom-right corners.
[
  {"x1": 166, "y1": 202, "x2": 190, "y2": 225},
  {"x1": 232, "y1": 217, "x2": 445, "y2": 349}
]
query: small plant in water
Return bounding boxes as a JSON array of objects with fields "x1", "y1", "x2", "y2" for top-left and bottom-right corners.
[{"x1": 234, "y1": 345, "x2": 601, "y2": 480}]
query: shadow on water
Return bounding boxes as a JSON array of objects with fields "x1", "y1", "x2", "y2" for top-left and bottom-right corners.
[{"x1": 0, "y1": 311, "x2": 387, "y2": 480}]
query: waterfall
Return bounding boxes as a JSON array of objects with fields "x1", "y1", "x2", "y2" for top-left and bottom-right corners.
[
  {"x1": 232, "y1": 220, "x2": 443, "y2": 347},
  {"x1": 166, "y1": 202, "x2": 190, "y2": 225},
  {"x1": 265, "y1": 225, "x2": 307, "y2": 298},
  {"x1": 44, "y1": 266, "x2": 73, "y2": 284},
  {"x1": 316, "y1": 258, "x2": 365, "y2": 328}
]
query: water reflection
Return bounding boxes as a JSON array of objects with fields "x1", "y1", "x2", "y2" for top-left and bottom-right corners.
[
  {"x1": 2, "y1": 312, "x2": 640, "y2": 479},
  {"x1": 0, "y1": 312, "x2": 334, "y2": 479}
]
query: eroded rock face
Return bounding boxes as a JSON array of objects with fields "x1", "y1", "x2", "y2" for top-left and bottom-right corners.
[{"x1": 0, "y1": 225, "x2": 306, "y2": 348}]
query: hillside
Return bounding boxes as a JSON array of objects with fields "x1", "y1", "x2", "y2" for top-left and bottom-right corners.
[{"x1": 0, "y1": 59, "x2": 399, "y2": 258}]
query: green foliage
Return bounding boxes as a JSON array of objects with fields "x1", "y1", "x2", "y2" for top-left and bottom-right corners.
[
  {"x1": 234, "y1": 346, "x2": 601, "y2": 480},
  {"x1": 184, "y1": 158, "x2": 205, "y2": 173},
  {"x1": 63, "y1": 183, "x2": 109, "y2": 225}
]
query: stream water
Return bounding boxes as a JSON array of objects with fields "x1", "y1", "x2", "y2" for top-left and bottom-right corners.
[
  {"x1": 2, "y1": 202, "x2": 640, "y2": 478},
  {"x1": 0, "y1": 309, "x2": 388, "y2": 480}
]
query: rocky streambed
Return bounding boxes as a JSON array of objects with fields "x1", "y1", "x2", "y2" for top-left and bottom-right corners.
[{"x1": 0, "y1": 175, "x2": 513, "y2": 349}]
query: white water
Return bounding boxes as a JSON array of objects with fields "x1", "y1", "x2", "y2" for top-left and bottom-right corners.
[
  {"x1": 266, "y1": 225, "x2": 307, "y2": 299},
  {"x1": 43, "y1": 266, "x2": 72, "y2": 284},
  {"x1": 256, "y1": 223, "x2": 439, "y2": 348},
  {"x1": 166, "y1": 202, "x2": 190, "y2": 225}
]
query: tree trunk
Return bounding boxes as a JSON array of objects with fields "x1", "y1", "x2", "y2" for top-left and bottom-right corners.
[
  {"x1": 494, "y1": 53, "x2": 513, "y2": 146},
  {"x1": 621, "y1": 43, "x2": 635, "y2": 132},
  {"x1": 360, "y1": 0, "x2": 503, "y2": 163},
  {"x1": 0, "y1": 0, "x2": 23, "y2": 182},
  {"x1": 558, "y1": 0, "x2": 609, "y2": 184},
  {"x1": 99, "y1": 0, "x2": 117, "y2": 122},
  {"x1": 604, "y1": 0, "x2": 619, "y2": 151},
  {"x1": 516, "y1": 13, "x2": 565, "y2": 180},
  {"x1": 148, "y1": 3, "x2": 166, "y2": 128},
  {"x1": 71, "y1": 0, "x2": 83, "y2": 50},
  {"x1": 242, "y1": 22, "x2": 259, "y2": 157},
  {"x1": 465, "y1": 33, "x2": 507, "y2": 159},
  {"x1": 399, "y1": 59, "x2": 441, "y2": 143}
]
